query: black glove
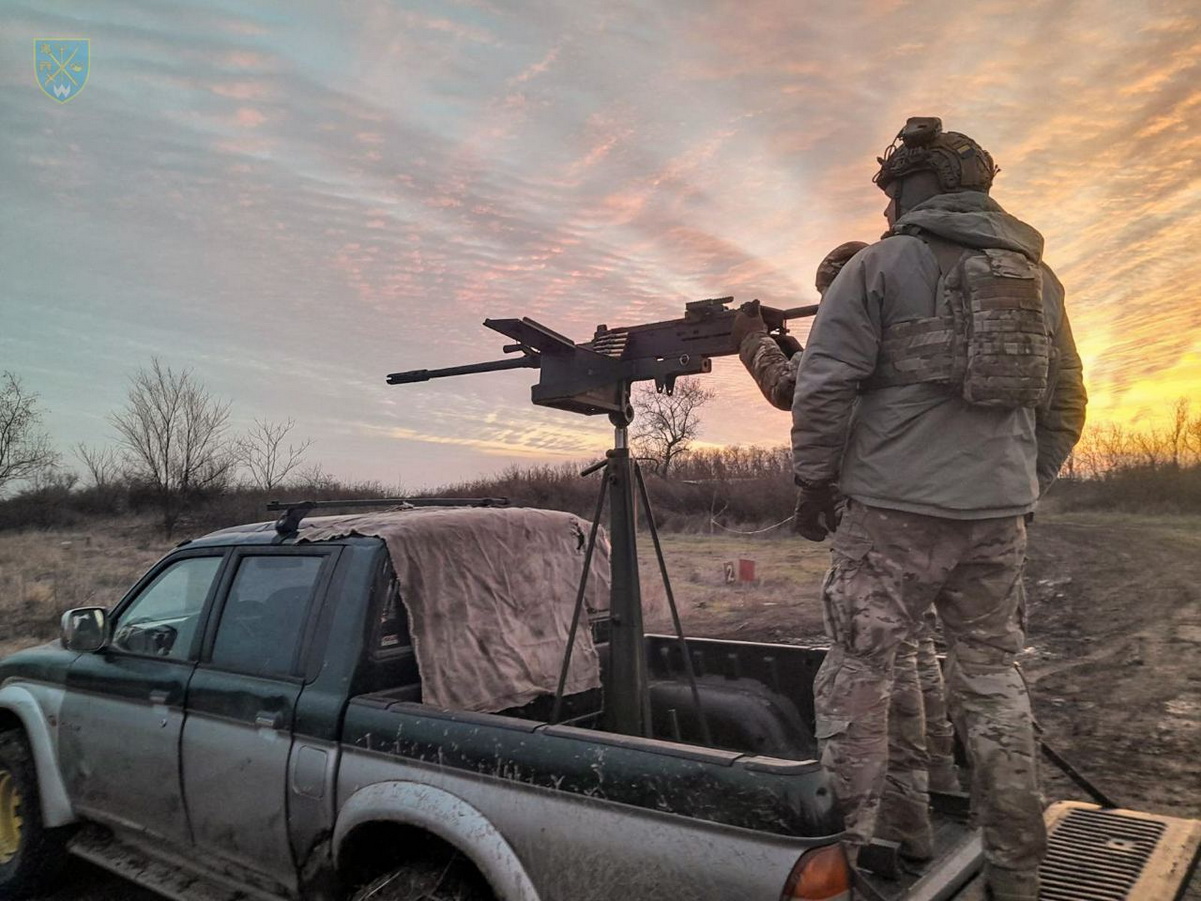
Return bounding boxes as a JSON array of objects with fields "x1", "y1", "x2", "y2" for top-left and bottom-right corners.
[
  {"x1": 732, "y1": 300, "x2": 767, "y2": 347},
  {"x1": 773, "y1": 334, "x2": 803, "y2": 359},
  {"x1": 793, "y1": 481, "x2": 842, "y2": 542}
]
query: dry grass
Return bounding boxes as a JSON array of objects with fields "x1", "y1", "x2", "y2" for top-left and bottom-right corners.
[
  {"x1": 0, "y1": 517, "x2": 833, "y2": 661},
  {"x1": 638, "y1": 530, "x2": 831, "y2": 642},
  {"x1": 0, "y1": 516, "x2": 173, "y2": 657}
]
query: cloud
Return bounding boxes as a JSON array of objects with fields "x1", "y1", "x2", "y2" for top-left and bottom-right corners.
[{"x1": 3, "y1": 0, "x2": 1199, "y2": 488}]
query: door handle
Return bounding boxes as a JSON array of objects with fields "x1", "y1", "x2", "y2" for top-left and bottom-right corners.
[
  {"x1": 149, "y1": 690, "x2": 170, "y2": 705},
  {"x1": 256, "y1": 711, "x2": 283, "y2": 730}
]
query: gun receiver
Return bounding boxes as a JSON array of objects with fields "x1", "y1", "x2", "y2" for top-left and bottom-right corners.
[{"x1": 385, "y1": 297, "x2": 817, "y2": 417}]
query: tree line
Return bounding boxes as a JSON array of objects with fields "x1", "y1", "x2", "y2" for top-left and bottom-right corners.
[
  {"x1": 1066, "y1": 399, "x2": 1201, "y2": 477},
  {"x1": 0, "y1": 365, "x2": 713, "y2": 536},
  {"x1": 3, "y1": 361, "x2": 1198, "y2": 536},
  {"x1": 1, "y1": 362, "x2": 315, "y2": 535}
]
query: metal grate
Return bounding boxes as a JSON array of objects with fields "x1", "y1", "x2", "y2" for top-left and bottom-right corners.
[{"x1": 1040, "y1": 808, "x2": 1166, "y2": 900}]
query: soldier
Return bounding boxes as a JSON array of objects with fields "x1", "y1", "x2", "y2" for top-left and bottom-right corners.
[
  {"x1": 733, "y1": 241, "x2": 868, "y2": 409},
  {"x1": 790, "y1": 118, "x2": 1086, "y2": 901},
  {"x1": 732, "y1": 241, "x2": 960, "y2": 866}
]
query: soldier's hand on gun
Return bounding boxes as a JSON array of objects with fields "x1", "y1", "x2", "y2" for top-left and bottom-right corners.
[
  {"x1": 732, "y1": 300, "x2": 767, "y2": 347},
  {"x1": 793, "y1": 480, "x2": 843, "y2": 542}
]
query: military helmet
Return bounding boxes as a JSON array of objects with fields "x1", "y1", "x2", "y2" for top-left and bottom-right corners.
[
  {"x1": 815, "y1": 240, "x2": 869, "y2": 293},
  {"x1": 873, "y1": 117, "x2": 998, "y2": 193}
]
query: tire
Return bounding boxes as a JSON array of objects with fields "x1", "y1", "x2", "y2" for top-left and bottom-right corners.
[
  {"x1": 0, "y1": 730, "x2": 68, "y2": 899},
  {"x1": 351, "y1": 857, "x2": 490, "y2": 901}
]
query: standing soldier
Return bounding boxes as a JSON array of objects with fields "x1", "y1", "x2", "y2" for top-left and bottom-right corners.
[
  {"x1": 733, "y1": 240, "x2": 960, "y2": 865},
  {"x1": 790, "y1": 118, "x2": 1087, "y2": 901}
]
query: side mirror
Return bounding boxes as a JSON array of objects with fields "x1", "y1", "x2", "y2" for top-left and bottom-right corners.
[{"x1": 61, "y1": 607, "x2": 109, "y2": 652}]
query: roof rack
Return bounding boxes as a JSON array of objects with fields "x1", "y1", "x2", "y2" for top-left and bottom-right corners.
[{"x1": 266, "y1": 497, "x2": 511, "y2": 535}]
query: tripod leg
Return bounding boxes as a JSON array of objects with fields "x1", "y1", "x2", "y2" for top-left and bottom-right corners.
[
  {"x1": 551, "y1": 464, "x2": 609, "y2": 725},
  {"x1": 633, "y1": 462, "x2": 713, "y2": 747}
]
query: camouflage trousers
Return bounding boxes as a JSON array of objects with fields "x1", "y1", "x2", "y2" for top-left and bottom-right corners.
[
  {"x1": 916, "y1": 615, "x2": 960, "y2": 795},
  {"x1": 876, "y1": 617, "x2": 960, "y2": 859},
  {"x1": 814, "y1": 501, "x2": 1045, "y2": 881}
]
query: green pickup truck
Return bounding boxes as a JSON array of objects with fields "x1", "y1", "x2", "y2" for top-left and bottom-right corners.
[{"x1": 0, "y1": 506, "x2": 1195, "y2": 901}]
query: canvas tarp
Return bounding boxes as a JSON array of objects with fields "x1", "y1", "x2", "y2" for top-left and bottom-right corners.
[{"x1": 301, "y1": 506, "x2": 608, "y2": 713}]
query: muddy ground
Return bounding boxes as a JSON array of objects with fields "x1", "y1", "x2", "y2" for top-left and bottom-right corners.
[
  {"x1": 668, "y1": 514, "x2": 1201, "y2": 825},
  {"x1": 20, "y1": 514, "x2": 1201, "y2": 899}
]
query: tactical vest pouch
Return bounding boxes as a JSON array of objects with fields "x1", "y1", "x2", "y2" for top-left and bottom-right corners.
[
  {"x1": 957, "y1": 247, "x2": 1050, "y2": 408},
  {"x1": 868, "y1": 239, "x2": 1051, "y2": 409}
]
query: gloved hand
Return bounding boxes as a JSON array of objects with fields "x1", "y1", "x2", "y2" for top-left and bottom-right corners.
[
  {"x1": 732, "y1": 300, "x2": 767, "y2": 347},
  {"x1": 793, "y1": 481, "x2": 843, "y2": 542},
  {"x1": 773, "y1": 334, "x2": 803, "y2": 359}
]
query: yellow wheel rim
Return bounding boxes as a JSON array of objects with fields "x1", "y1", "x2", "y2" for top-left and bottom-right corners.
[{"x1": 0, "y1": 770, "x2": 22, "y2": 865}]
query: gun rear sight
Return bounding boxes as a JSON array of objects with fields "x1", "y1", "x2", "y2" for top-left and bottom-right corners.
[{"x1": 385, "y1": 297, "x2": 818, "y2": 417}]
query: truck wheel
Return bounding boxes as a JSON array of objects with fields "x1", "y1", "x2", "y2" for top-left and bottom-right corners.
[
  {"x1": 0, "y1": 730, "x2": 68, "y2": 898},
  {"x1": 352, "y1": 858, "x2": 491, "y2": 901}
]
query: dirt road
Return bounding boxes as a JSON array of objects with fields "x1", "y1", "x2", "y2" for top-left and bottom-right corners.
[{"x1": 16, "y1": 513, "x2": 1201, "y2": 899}]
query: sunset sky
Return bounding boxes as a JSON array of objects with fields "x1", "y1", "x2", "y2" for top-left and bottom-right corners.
[{"x1": 3, "y1": 1, "x2": 1199, "y2": 489}]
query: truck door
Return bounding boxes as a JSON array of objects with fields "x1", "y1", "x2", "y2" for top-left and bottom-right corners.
[
  {"x1": 60, "y1": 551, "x2": 226, "y2": 844},
  {"x1": 180, "y1": 547, "x2": 337, "y2": 891}
]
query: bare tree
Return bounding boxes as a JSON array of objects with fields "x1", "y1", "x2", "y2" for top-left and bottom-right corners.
[
  {"x1": 0, "y1": 371, "x2": 61, "y2": 497},
  {"x1": 74, "y1": 443, "x2": 123, "y2": 488},
  {"x1": 1168, "y1": 398, "x2": 1190, "y2": 469},
  {"x1": 1189, "y1": 402, "x2": 1201, "y2": 466},
  {"x1": 631, "y1": 379, "x2": 716, "y2": 477},
  {"x1": 237, "y1": 418, "x2": 313, "y2": 491},
  {"x1": 110, "y1": 358, "x2": 236, "y2": 535},
  {"x1": 293, "y1": 461, "x2": 338, "y2": 492}
]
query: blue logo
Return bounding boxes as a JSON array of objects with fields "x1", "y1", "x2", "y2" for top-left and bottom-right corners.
[{"x1": 36, "y1": 39, "x2": 89, "y2": 103}]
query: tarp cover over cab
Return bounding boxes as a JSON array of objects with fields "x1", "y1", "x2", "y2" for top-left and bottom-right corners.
[{"x1": 302, "y1": 507, "x2": 608, "y2": 712}]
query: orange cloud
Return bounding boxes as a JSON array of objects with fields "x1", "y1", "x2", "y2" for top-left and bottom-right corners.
[{"x1": 234, "y1": 108, "x2": 266, "y2": 128}]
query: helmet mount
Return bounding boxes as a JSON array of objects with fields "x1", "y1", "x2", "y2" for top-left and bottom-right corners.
[{"x1": 874, "y1": 116, "x2": 998, "y2": 195}]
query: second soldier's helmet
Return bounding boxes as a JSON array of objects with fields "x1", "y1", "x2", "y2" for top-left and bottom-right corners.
[
  {"x1": 873, "y1": 117, "x2": 998, "y2": 194},
  {"x1": 815, "y1": 241, "x2": 869, "y2": 293}
]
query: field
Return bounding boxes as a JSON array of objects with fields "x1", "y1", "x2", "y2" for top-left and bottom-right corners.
[{"x1": 1, "y1": 512, "x2": 1198, "y2": 899}]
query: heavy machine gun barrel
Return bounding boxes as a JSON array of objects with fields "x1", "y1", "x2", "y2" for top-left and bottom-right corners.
[
  {"x1": 386, "y1": 354, "x2": 539, "y2": 385},
  {"x1": 778, "y1": 303, "x2": 820, "y2": 319}
]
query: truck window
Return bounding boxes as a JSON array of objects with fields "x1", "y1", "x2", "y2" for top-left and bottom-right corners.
[
  {"x1": 209, "y1": 555, "x2": 325, "y2": 679},
  {"x1": 111, "y1": 555, "x2": 223, "y2": 659}
]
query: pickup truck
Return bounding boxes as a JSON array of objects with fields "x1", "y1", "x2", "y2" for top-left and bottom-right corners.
[{"x1": 0, "y1": 505, "x2": 1194, "y2": 901}]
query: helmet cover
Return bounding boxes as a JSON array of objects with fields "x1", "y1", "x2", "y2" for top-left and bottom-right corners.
[
  {"x1": 873, "y1": 117, "x2": 998, "y2": 193},
  {"x1": 815, "y1": 240, "x2": 870, "y2": 293}
]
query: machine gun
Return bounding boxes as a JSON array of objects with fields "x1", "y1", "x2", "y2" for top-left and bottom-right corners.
[
  {"x1": 386, "y1": 296, "x2": 818, "y2": 740},
  {"x1": 386, "y1": 296, "x2": 817, "y2": 417}
]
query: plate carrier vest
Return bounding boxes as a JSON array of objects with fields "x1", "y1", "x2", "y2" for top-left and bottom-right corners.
[{"x1": 868, "y1": 236, "x2": 1053, "y2": 409}]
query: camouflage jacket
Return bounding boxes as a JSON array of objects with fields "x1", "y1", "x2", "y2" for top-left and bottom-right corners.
[
  {"x1": 791, "y1": 192, "x2": 1087, "y2": 519},
  {"x1": 738, "y1": 334, "x2": 797, "y2": 411}
]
